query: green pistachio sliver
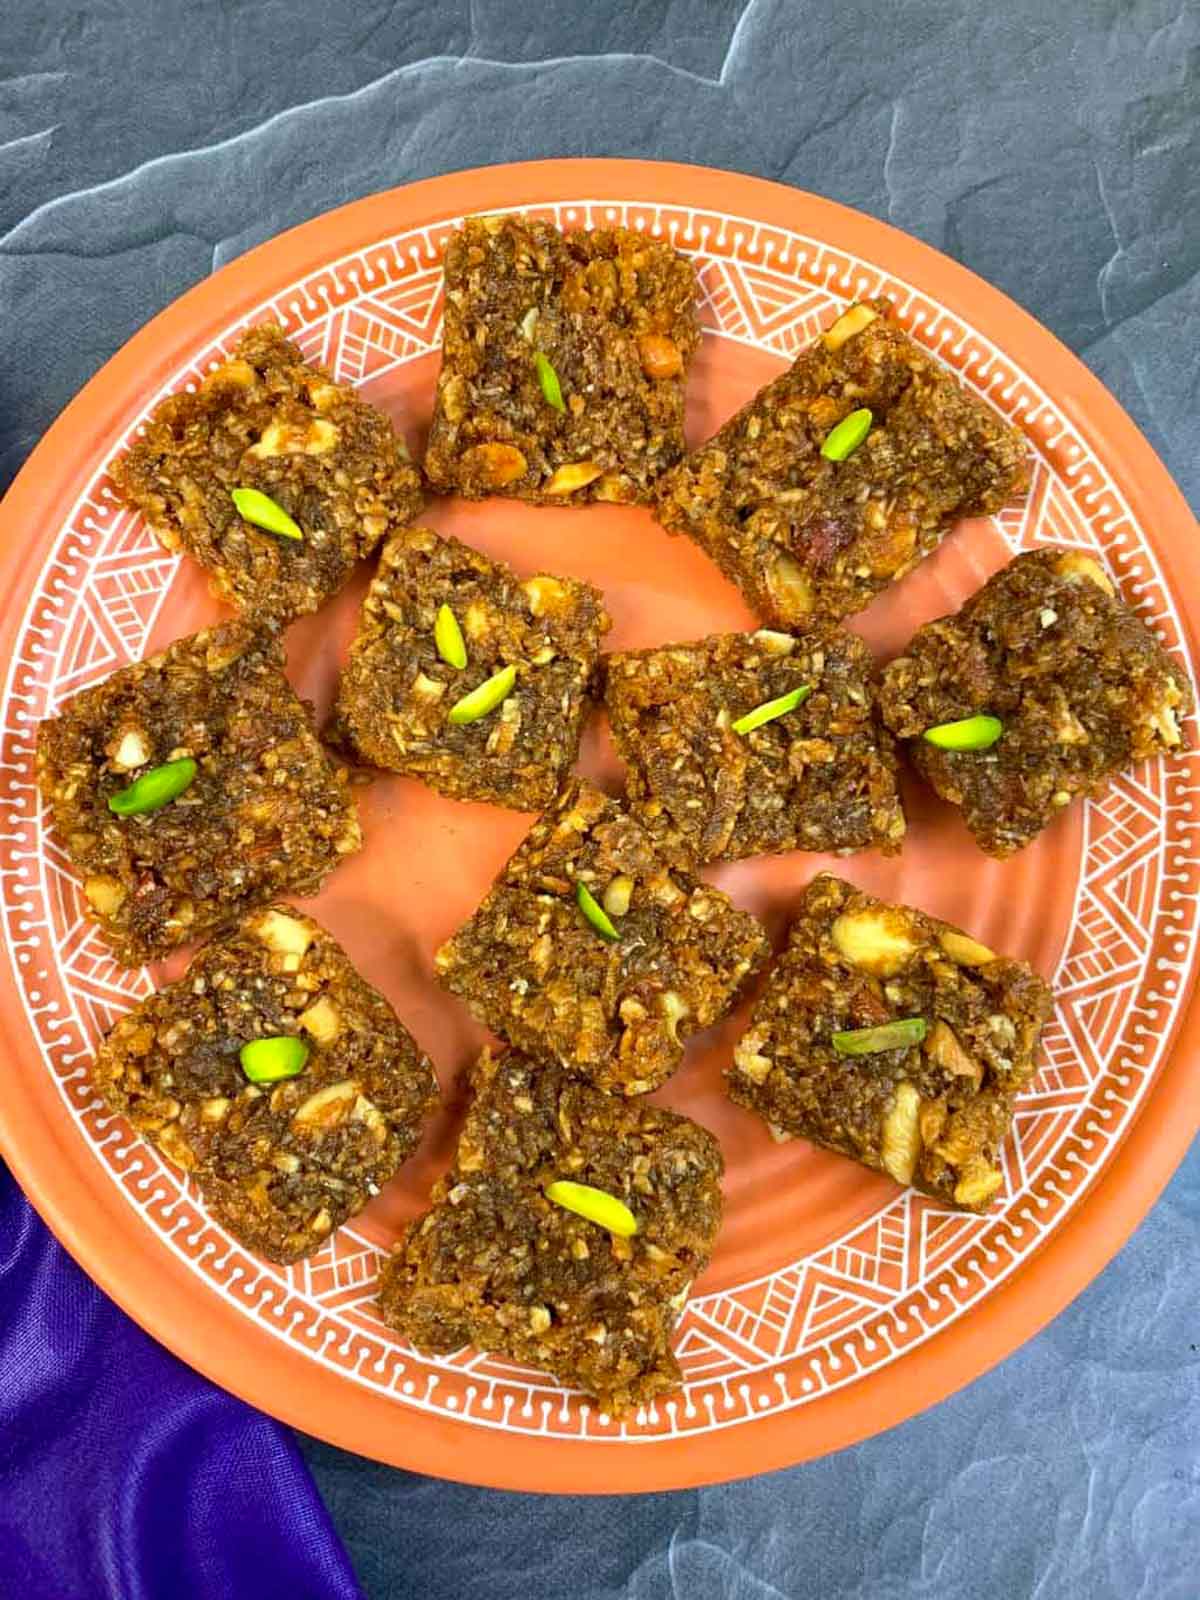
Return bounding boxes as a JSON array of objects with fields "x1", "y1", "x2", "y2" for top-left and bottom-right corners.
[
  {"x1": 447, "y1": 663, "x2": 518, "y2": 725},
  {"x1": 576, "y1": 881, "x2": 620, "y2": 942},
  {"x1": 107, "y1": 757, "x2": 197, "y2": 817},
  {"x1": 923, "y1": 714, "x2": 1003, "y2": 752},
  {"x1": 434, "y1": 604, "x2": 468, "y2": 670},
  {"x1": 230, "y1": 486, "x2": 303, "y2": 541},
  {"x1": 240, "y1": 1035, "x2": 310, "y2": 1084},
  {"x1": 545, "y1": 1180, "x2": 638, "y2": 1238},
  {"x1": 831, "y1": 1017, "x2": 927, "y2": 1056},
  {"x1": 533, "y1": 351, "x2": 566, "y2": 412},
  {"x1": 731, "y1": 683, "x2": 812, "y2": 736},
  {"x1": 820, "y1": 407, "x2": 873, "y2": 462}
]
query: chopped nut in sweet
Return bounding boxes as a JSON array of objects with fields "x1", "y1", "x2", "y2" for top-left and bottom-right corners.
[
  {"x1": 36, "y1": 621, "x2": 361, "y2": 966},
  {"x1": 654, "y1": 298, "x2": 1030, "y2": 625},
  {"x1": 434, "y1": 779, "x2": 770, "y2": 1094},
  {"x1": 93, "y1": 905, "x2": 438, "y2": 1261},
  {"x1": 109, "y1": 324, "x2": 424, "y2": 622},
  {"x1": 330, "y1": 526, "x2": 610, "y2": 809},
  {"x1": 728, "y1": 874, "x2": 1053, "y2": 1212},
  {"x1": 377, "y1": 1048, "x2": 721, "y2": 1414},
  {"x1": 878, "y1": 547, "x2": 1193, "y2": 856},
  {"x1": 603, "y1": 625, "x2": 904, "y2": 865},
  {"x1": 424, "y1": 216, "x2": 699, "y2": 505}
]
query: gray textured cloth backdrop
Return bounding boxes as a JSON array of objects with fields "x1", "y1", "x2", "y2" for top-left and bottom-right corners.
[{"x1": 2, "y1": 3, "x2": 1197, "y2": 1597}]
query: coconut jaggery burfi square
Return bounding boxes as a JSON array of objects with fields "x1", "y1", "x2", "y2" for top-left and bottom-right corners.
[
  {"x1": 330, "y1": 526, "x2": 610, "y2": 809},
  {"x1": 424, "y1": 216, "x2": 699, "y2": 504},
  {"x1": 109, "y1": 324, "x2": 424, "y2": 622},
  {"x1": 36, "y1": 621, "x2": 361, "y2": 965},
  {"x1": 434, "y1": 779, "x2": 769, "y2": 1095},
  {"x1": 378, "y1": 1048, "x2": 721, "y2": 1414},
  {"x1": 94, "y1": 904, "x2": 438, "y2": 1262},
  {"x1": 603, "y1": 625, "x2": 905, "y2": 866},
  {"x1": 729, "y1": 874, "x2": 1053, "y2": 1212},
  {"x1": 878, "y1": 548, "x2": 1193, "y2": 856},
  {"x1": 654, "y1": 299, "x2": 1030, "y2": 626}
]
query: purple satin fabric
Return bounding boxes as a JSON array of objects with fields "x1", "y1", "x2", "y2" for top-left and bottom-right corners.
[{"x1": 0, "y1": 1163, "x2": 364, "y2": 1600}]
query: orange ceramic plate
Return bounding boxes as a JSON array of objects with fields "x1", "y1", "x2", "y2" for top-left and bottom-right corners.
[{"x1": 1, "y1": 161, "x2": 1197, "y2": 1493}]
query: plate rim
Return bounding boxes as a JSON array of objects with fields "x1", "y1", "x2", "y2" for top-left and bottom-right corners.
[{"x1": 1, "y1": 157, "x2": 1197, "y2": 1492}]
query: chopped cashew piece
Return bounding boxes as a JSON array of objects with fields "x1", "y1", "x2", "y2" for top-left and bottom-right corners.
[
  {"x1": 111, "y1": 730, "x2": 150, "y2": 770},
  {"x1": 249, "y1": 417, "x2": 339, "y2": 458},
  {"x1": 412, "y1": 671, "x2": 447, "y2": 702},
  {"x1": 462, "y1": 601, "x2": 491, "y2": 640},
  {"x1": 880, "y1": 1081, "x2": 921, "y2": 1186},
  {"x1": 85, "y1": 875, "x2": 126, "y2": 915},
  {"x1": 465, "y1": 442, "x2": 528, "y2": 487},
  {"x1": 924, "y1": 1019, "x2": 981, "y2": 1082},
  {"x1": 602, "y1": 875, "x2": 634, "y2": 917},
  {"x1": 353, "y1": 1094, "x2": 387, "y2": 1141},
  {"x1": 938, "y1": 929, "x2": 996, "y2": 967},
  {"x1": 544, "y1": 461, "x2": 604, "y2": 496},
  {"x1": 734, "y1": 1027, "x2": 773, "y2": 1084},
  {"x1": 767, "y1": 552, "x2": 815, "y2": 617},
  {"x1": 307, "y1": 381, "x2": 341, "y2": 412},
  {"x1": 523, "y1": 575, "x2": 568, "y2": 615},
  {"x1": 660, "y1": 991, "x2": 689, "y2": 1043},
  {"x1": 1054, "y1": 551, "x2": 1115, "y2": 596},
  {"x1": 203, "y1": 358, "x2": 256, "y2": 390},
  {"x1": 292, "y1": 1079, "x2": 358, "y2": 1131},
  {"x1": 252, "y1": 910, "x2": 312, "y2": 962},
  {"x1": 823, "y1": 304, "x2": 879, "y2": 350},
  {"x1": 954, "y1": 1158, "x2": 1004, "y2": 1208},
  {"x1": 298, "y1": 996, "x2": 341, "y2": 1043},
  {"x1": 831, "y1": 906, "x2": 919, "y2": 977},
  {"x1": 156, "y1": 1124, "x2": 196, "y2": 1171},
  {"x1": 750, "y1": 629, "x2": 797, "y2": 656},
  {"x1": 637, "y1": 334, "x2": 683, "y2": 378},
  {"x1": 1147, "y1": 701, "x2": 1182, "y2": 747}
]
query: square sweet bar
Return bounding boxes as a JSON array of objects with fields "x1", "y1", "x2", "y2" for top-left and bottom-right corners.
[
  {"x1": 36, "y1": 621, "x2": 361, "y2": 965},
  {"x1": 434, "y1": 779, "x2": 770, "y2": 1095},
  {"x1": 603, "y1": 624, "x2": 905, "y2": 865},
  {"x1": 424, "y1": 215, "x2": 699, "y2": 504},
  {"x1": 94, "y1": 904, "x2": 438, "y2": 1262},
  {"x1": 654, "y1": 299, "x2": 1031, "y2": 625},
  {"x1": 878, "y1": 547, "x2": 1192, "y2": 856},
  {"x1": 378, "y1": 1047, "x2": 722, "y2": 1414},
  {"x1": 330, "y1": 526, "x2": 610, "y2": 809},
  {"x1": 110, "y1": 324, "x2": 424, "y2": 622},
  {"x1": 729, "y1": 874, "x2": 1053, "y2": 1212}
]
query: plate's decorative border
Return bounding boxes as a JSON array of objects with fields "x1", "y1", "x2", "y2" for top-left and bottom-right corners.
[{"x1": 3, "y1": 200, "x2": 1197, "y2": 1442}]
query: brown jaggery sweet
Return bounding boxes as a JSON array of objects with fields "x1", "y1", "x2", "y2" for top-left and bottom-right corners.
[
  {"x1": 878, "y1": 547, "x2": 1193, "y2": 856},
  {"x1": 654, "y1": 299, "x2": 1031, "y2": 625},
  {"x1": 729, "y1": 874, "x2": 1053, "y2": 1211},
  {"x1": 603, "y1": 625, "x2": 905, "y2": 865},
  {"x1": 94, "y1": 904, "x2": 438, "y2": 1262},
  {"x1": 434, "y1": 779, "x2": 770, "y2": 1095},
  {"x1": 330, "y1": 525, "x2": 610, "y2": 809},
  {"x1": 378, "y1": 1047, "x2": 721, "y2": 1414},
  {"x1": 36, "y1": 620, "x2": 360, "y2": 965},
  {"x1": 109, "y1": 324, "x2": 424, "y2": 622},
  {"x1": 424, "y1": 216, "x2": 699, "y2": 504}
]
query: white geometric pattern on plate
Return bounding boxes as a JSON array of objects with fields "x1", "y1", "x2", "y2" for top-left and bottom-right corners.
[{"x1": 2, "y1": 198, "x2": 1196, "y2": 1440}]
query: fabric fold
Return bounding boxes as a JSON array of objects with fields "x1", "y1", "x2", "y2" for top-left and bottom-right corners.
[{"x1": 0, "y1": 1163, "x2": 363, "y2": 1600}]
